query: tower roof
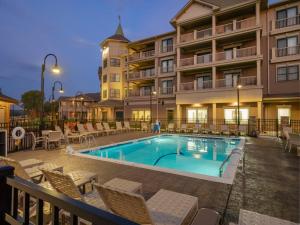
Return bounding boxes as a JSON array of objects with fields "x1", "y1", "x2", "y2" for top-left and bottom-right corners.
[{"x1": 102, "y1": 16, "x2": 130, "y2": 45}]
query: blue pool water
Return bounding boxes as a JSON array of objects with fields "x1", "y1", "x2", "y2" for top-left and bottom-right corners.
[{"x1": 82, "y1": 135, "x2": 240, "y2": 177}]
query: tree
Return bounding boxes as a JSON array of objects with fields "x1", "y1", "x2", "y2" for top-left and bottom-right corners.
[{"x1": 21, "y1": 90, "x2": 42, "y2": 118}]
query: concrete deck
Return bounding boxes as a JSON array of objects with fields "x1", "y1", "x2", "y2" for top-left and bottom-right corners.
[{"x1": 7, "y1": 132, "x2": 300, "y2": 224}]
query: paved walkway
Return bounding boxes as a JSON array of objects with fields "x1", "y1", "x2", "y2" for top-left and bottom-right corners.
[{"x1": 7, "y1": 132, "x2": 299, "y2": 224}]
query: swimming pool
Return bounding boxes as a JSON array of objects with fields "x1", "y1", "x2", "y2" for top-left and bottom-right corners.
[{"x1": 78, "y1": 135, "x2": 245, "y2": 184}]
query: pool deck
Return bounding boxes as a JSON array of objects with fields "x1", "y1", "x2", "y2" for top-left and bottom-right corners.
[{"x1": 6, "y1": 132, "x2": 300, "y2": 224}]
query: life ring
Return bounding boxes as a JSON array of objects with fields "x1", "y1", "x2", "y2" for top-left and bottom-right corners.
[{"x1": 12, "y1": 127, "x2": 25, "y2": 140}]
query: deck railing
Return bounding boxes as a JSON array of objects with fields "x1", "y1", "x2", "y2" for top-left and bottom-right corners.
[
  {"x1": 275, "y1": 15, "x2": 300, "y2": 29},
  {"x1": 276, "y1": 45, "x2": 300, "y2": 57},
  {"x1": 216, "y1": 17, "x2": 256, "y2": 34},
  {"x1": 128, "y1": 49, "x2": 155, "y2": 61},
  {"x1": 197, "y1": 54, "x2": 212, "y2": 64},
  {"x1": 216, "y1": 76, "x2": 257, "y2": 88},
  {"x1": 160, "y1": 86, "x2": 174, "y2": 95}
]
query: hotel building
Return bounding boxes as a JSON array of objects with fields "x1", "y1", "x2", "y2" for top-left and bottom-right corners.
[{"x1": 94, "y1": 0, "x2": 300, "y2": 126}]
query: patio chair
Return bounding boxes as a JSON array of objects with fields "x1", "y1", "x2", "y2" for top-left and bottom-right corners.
[
  {"x1": 193, "y1": 124, "x2": 201, "y2": 134},
  {"x1": 238, "y1": 125, "x2": 248, "y2": 136},
  {"x1": 46, "y1": 131, "x2": 62, "y2": 150},
  {"x1": 65, "y1": 127, "x2": 86, "y2": 144},
  {"x1": 103, "y1": 122, "x2": 117, "y2": 134},
  {"x1": 30, "y1": 132, "x2": 46, "y2": 151},
  {"x1": 209, "y1": 124, "x2": 219, "y2": 135},
  {"x1": 141, "y1": 122, "x2": 149, "y2": 132},
  {"x1": 77, "y1": 123, "x2": 97, "y2": 136},
  {"x1": 86, "y1": 123, "x2": 103, "y2": 136},
  {"x1": 167, "y1": 123, "x2": 175, "y2": 132},
  {"x1": 95, "y1": 123, "x2": 109, "y2": 135},
  {"x1": 286, "y1": 133, "x2": 300, "y2": 152},
  {"x1": 221, "y1": 125, "x2": 230, "y2": 135},
  {"x1": 116, "y1": 122, "x2": 126, "y2": 133},
  {"x1": 177, "y1": 124, "x2": 187, "y2": 133},
  {"x1": 124, "y1": 121, "x2": 134, "y2": 132},
  {"x1": 95, "y1": 185, "x2": 198, "y2": 225},
  {"x1": 55, "y1": 125, "x2": 66, "y2": 141}
]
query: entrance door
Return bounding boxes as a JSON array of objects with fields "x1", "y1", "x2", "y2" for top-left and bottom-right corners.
[
  {"x1": 102, "y1": 112, "x2": 108, "y2": 122},
  {"x1": 0, "y1": 108, "x2": 5, "y2": 123},
  {"x1": 167, "y1": 110, "x2": 174, "y2": 123},
  {"x1": 115, "y1": 111, "x2": 124, "y2": 121}
]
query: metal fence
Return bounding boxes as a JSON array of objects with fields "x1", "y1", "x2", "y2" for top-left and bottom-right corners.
[{"x1": 1, "y1": 118, "x2": 299, "y2": 153}]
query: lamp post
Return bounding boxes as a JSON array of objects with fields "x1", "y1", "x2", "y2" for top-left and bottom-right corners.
[
  {"x1": 75, "y1": 91, "x2": 84, "y2": 122},
  {"x1": 237, "y1": 84, "x2": 242, "y2": 126},
  {"x1": 152, "y1": 91, "x2": 158, "y2": 121},
  {"x1": 150, "y1": 89, "x2": 152, "y2": 124},
  {"x1": 40, "y1": 54, "x2": 60, "y2": 130},
  {"x1": 51, "y1": 81, "x2": 64, "y2": 121}
]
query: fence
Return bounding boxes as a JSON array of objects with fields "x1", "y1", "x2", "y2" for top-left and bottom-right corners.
[
  {"x1": 1, "y1": 118, "x2": 300, "y2": 153},
  {"x1": 0, "y1": 166, "x2": 138, "y2": 225}
]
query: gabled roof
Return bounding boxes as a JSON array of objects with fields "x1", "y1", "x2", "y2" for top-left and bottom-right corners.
[{"x1": 0, "y1": 89, "x2": 18, "y2": 104}]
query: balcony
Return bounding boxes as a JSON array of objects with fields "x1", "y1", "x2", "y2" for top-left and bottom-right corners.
[
  {"x1": 216, "y1": 46, "x2": 257, "y2": 62},
  {"x1": 159, "y1": 86, "x2": 175, "y2": 96},
  {"x1": 128, "y1": 69, "x2": 156, "y2": 81},
  {"x1": 180, "y1": 80, "x2": 212, "y2": 92},
  {"x1": 128, "y1": 90, "x2": 151, "y2": 98},
  {"x1": 271, "y1": 15, "x2": 300, "y2": 34},
  {"x1": 216, "y1": 17, "x2": 257, "y2": 36},
  {"x1": 180, "y1": 54, "x2": 212, "y2": 67},
  {"x1": 128, "y1": 49, "x2": 155, "y2": 62},
  {"x1": 216, "y1": 76, "x2": 257, "y2": 88},
  {"x1": 161, "y1": 45, "x2": 174, "y2": 53},
  {"x1": 271, "y1": 45, "x2": 300, "y2": 63},
  {"x1": 180, "y1": 28, "x2": 212, "y2": 44}
]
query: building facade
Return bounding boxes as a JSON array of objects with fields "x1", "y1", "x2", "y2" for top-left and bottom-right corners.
[
  {"x1": 96, "y1": 0, "x2": 300, "y2": 125},
  {"x1": 0, "y1": 89, "x2": 17, "y2": 124}
]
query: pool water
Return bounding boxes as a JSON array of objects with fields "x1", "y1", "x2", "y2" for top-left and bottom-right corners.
[{"x1": 82, "y1": 135, "x2": 240, "y2": 177}]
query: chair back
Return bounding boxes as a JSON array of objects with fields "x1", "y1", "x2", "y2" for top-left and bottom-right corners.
[
  {"x1": 116, "y1": 122, "x2": 122, "y2": 130},
  {"x1": 221, "y1": 125, "x2": 228, "y2": 131},
  {"x1": 168, "y1": 123, "x2": 174, "y2": 129},
  {"x1": 95, "y1": 184, "x2": 153, "y2": 225},
  {"x1": 77, "y1": 124, "x2": 86, "y2": 133},
  {"x1": 55, "y1": 125, "x2": 63, "y2": 133},
  {"x1": 282, "y1": 126, "x2": 292, "y2": 134},
  {"x1": 141, "y1": 122, "x2": 148, "y2": 130},
  {"x1": 103, "y1": 123, "x2": 110, "y2": 130},
  {"x1": 124, "y1": 121, "x2": 130, "y2": 129},
  {"x1": 48, "y1": 131, "x2": 62, "y2": 142},
  {"x1": 0, "y1": 157, "x2": 31, "y2": 180},
  {"x1": 181, "y1": 124, "x2": 187, "y2": 129},
  {"x1": 96, "y1": 123, "x2": 103, "y2": 131},
  {"x1": 239, "y1": 125, "x2": 247, "y2": 132},
  {"x1": 41, "y1": 169, "x2": 82, "y2": 201},
  {"x1": 86, "y1": 123, "x2": 95, "y2": 132}
]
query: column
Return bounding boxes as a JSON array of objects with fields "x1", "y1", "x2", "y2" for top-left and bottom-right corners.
[
  {"x1": 256, "y1": 30, "x2": 261, "y2": 56},
  {"x1": 212, "y1": 103, "x2": 217, "y2": 125},
  {"x1": 212, "y1": 15, "x2": 216, "y2": 36},
  {"x1": 177, "y1": 71, "x2": 181, "y2": 91},
  {"x1": 177, "y1": 25, "x2": 181, "y2": 44},
  {"x1": 256, "y1": 60, "x2": 261, "y2": 86},
  {"x1": 176, "y1": 104, "x2": 181, "y2": 127},
  {"x1": 212, "y1": 39, "x2": 216, "y2": 62},
  {"x1": 257, "y1": 101, "x2": 262, "y2": 119},
  {"x1": 177, "y1": 46, "x2": 181, "y2": 68},
  {"x1": 212, "y1": 67, "x2": 216, "y2": 88},
  {"x1": 256, "y1": 1, "x2": 260, "y2": 25}
]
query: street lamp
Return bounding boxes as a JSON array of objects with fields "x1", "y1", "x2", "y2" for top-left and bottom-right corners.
[
  {"x1": 149, "y1": 88, "x2": 157, "y2": 124},
  {"x1": 51, "y1": 81, "x2": 64, "y2": 120},
  {"x1": 237, "y1": 84, "x2": 242, "y2": 126},
  {"x1": 75, "y1": 91, "x2": 84, "y2": 122},
  {"x1": 40, "y1": 54, "x2": 61, "y2": 130},
  {"x1": 152, "y1": 91, "x2": 158, "y2": 121}
]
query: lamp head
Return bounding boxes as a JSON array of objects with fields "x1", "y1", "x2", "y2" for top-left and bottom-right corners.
[
  {"x1": 80, "y1": 97, "x2": 84, "y2": 100},
  {"x1": 237, "y1": 84, "x2": 242, "y2": 89},
  {"x1": 52, "y1": 64, "x2": 61, "y2": 74},
  {"x1": 152, "y1": 91, "x2": 157, "y2": 95},
  {"x1": 59, "y1": 88, "x2": 64, "y2": 94}
]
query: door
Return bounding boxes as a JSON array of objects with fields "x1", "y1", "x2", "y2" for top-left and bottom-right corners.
[
  {"x1": 102, "y1": 112, "x2": 108, "y2": 122},
  {"x1": 197, "y1": 75, "x2": 211, "y2": 89},
  {"x1": 115, "y1": 111, "x2": 124, "y2": 121},
  {"x1": 225, "y1": 73, "x2": 238, "y2": 87},
  {"x1": 162, "y1": 80, "x2": 173, "y2": 94},
  {"x1": 167, "y1": 110, "x2": 174, "y2": 123}
]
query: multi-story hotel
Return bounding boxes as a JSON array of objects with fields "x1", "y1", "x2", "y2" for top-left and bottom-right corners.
[{"x1": 93, "y1": 0, "x2": 300, "y2": 126}]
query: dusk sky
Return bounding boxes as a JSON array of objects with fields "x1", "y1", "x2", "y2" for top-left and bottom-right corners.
[{"x1": 0, "y1": 0, "x2": 279, "y2": 100}]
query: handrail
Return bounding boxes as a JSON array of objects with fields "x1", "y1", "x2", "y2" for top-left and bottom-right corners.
[{"x1": 219, "y1": 149, "x2": 241, "y2": 177}]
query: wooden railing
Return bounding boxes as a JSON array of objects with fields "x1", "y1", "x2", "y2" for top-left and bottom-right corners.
[
  {"x1": 196, "y1": 28, "x2": 212, "y2": 39},
  {"x1": 161, "y1": 45, "x2": 173, "y2": 53},
  {"x1": 128, "y1": 69, "x2": 155, "y2": 80},
  {"x1": 216, "y1": 76, "x2": 257, "y2": 88},
  {"x1": 275, "y1": 15, "x2": 300, "y2": 29},
  {"x1": 197, "y1": 54, "x2": 212, "y2": 64},
  {"x1": 180, "y1": 82, "x2": 194, "y2": 91},
  {"x1": 128, "y1": 49, "x2": 155, "y2": 61},
  {"x1": 236, "y1": 46, "x2": 257, "y2": 58},
  {"x1": 0, "y1": 166, "x2": 138, "y2": 225},
  {"x1": 160, "y1": 86, "x2": 174, "y2": 95},
  {"x1": 276, "y1": 45, "x2": 300, "y2": 57},
  {"x1": 236, "y1": 17, "x2": 256, "y2": 30},
  {"x1": 180, "y1": 57, "x2": 194, "y2": 67},
  {"x1": 216, "y1": 17, "x2": 256, "y2": 34},
  {"x1": 180, "y1": 32, "x2": 194, "y2": 43},
  {"x1": 197, "y1": 80, "x2": 212, "y2": 90}
]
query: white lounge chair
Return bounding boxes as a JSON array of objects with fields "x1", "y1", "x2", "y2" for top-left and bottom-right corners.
[
  {"x1": 193, "y1": 124, "x2": 201, "y2": 134},
  {"x1": 209, "y1": 124, "x2": 219, "y2": 135},
  {"x1": 124, "y1": 121, "x2": 134, "y2": 132},
  {"x1": 78, "y1": 123, "x2": 98, "y2": 136},
  {"x1": 30, "y1": 132, "x2": 46, "y2": 150},
  {"x1": 177, "y1": 123, "x2": 187, "y2": 133},
  {"x1": 116, "y1": 122, "x2": 125, "y2": 133},
  {"x1": 238, "y1": 125, "x2": 248, "y2": 136},
  {"x1": 221, "y1": 125, "x2": 230, "y2": 135},
  {"x1": 141, "y1": 122, "x2": 149, "y2": 132},
  {"x1": 46, "y1": 131, "x2": 62, "y2": 150},
  {"x1": 65, "y1": 127, "x2": 86, "y2": 144},
  {"x1": 167, "y1": 123, "x2": 175, "y2": 132},
  {"x1": 86, "y1": 123, "x2": 103, "y2": 136},
  {"x1": 103, "y1": 122, "x2": 116, "y2": 134},
  {"x1": 95, "y1": 123, "x2": 109, "y2": 135},
  {"x1": 95, "y1": 185, "x2": 198, "y2": 225}
]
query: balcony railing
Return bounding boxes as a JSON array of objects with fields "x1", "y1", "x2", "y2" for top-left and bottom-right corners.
[
  {"x1": 180, "y1": 54, "x2": 212, "y2": 67},
  {"x1": 197, "y1": 80, "x2": 212, "y2": 90},
  {"x1": 128, "y1": 90, "x2": 151, "y2": 97},
  {"x1": 180, "y1": 82, "x2": 194, "y2": 91},
  {"x1": 180, "y1": 57, "x2": 194, "y2": 67},
  {"x1": 216, "y1": 46, "x2": 257, "y2": 61},
  {"x1": 161, "y1": 45, "x2": 174, "y2": 53},
  {"x1": 180, "y1": 28, "x2": 212, "y2": 43},
  {"x1": 276, "y1": 45, "x2": 300, "y2": 57},
  {"x1": 197, "y1": 54, "x2": 212, "y2": 64},
  {"x1": 216, "y1": 76, "x2": 257, "y2": 88},
  {"x1": 216, "y1": 17, "x2": 256, "y2": 35},
  {"x1": 180, "y1": 32, "x2": 194, "y2": 43},
  {"x1": 160, "y1": 86, "x2": 174, "y2": 95},
  {"x1": 128, "y1": 70, "x2": 155, "y2": 80},
  {"x1": 128, "y1": 49, "x2": 155, "y2": 61},
  {"x1": 275, "y1": 15, "x2": 300, "y2": 29},
  {"x1": 197, "y1": 28, "x2": 212, "y2": 39}
]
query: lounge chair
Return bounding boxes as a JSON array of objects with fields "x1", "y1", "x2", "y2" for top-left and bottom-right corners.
[
  {"x1": 124, "y1": 121, "x2": 134, "y2": 131},
  {"x1": 209, "y1": 124, "x2": 219, "y2": 135},
  {"x1": 95, "y1": 185, "x2": 198, "y2": 225},
  {"x1": 95, "y1": 123, "x2": 109, "y2": 135},
  {"x1": 221, "y1": 125, "x2": 230, "y2": 135},
  {"x1": 193, "y1": 124, "x2": 200, "y2": 134},
  {"x1": 86, "y1": 123, "x2": 103, "y2": 136},
  {"x1": 77, "y1": 123, "x2": 97, "y2": 136},
  {"x1": 177, "y1": 124, "x2": 187, "y2": 133},
  {"x1": 238, "y1": 125, "x2": 248, "y2": 136},
  {"x1": 103, "y1": 122, "x2": 116, "y2": 134},
  {"x1": 116, "y1": 122, "x2": 126, "y2": 133},
  {"x1": 141, "y1": 122, "x2": 149, "y2": 132},
  {"x1": 46, "y1": 131, "x2": 62, "y2": 150},
  {"x1": 55, "y1": 125, "x2": 66, "y2": 142},
  {"x1": 65, "y1": 127, "x2": 86, "y2": 143},
  {"x1": 30, "y1": 132, "x2": 46, "y2": 150},
  {"x1": 285, "y1": 132, "x2": 300, "y2": 152},
  {"x1": 167, "y1": 123, "x2": 175, "y2": 132}
]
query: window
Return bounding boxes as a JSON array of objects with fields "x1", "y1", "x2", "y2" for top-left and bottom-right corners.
[
  {"x1": 277, "y1": 36, "x2": 298, "y2": 56},
  {"x1": 187, "y1": 108, "x2": 208, "y2": 123},
  {"x1": 141, "y1": 68, "x2": 155, "y2": 77},
  {"x1": 224, "y1": 108, "x2": 249, "y2": 124},
  {"x1": 224, "y1": 73, "x2": 239, "y2": 87},
  {"x1": 162, "y1": 80, "x2": 173, "y2": 94},
  {"x1": 103, "y1": 59, "x2": 107, "y2": 68},
  {"x1": 161, "y1": 38, "x2": 173, "y2": 53},
  {"x1": 278, "y1": 108, "x2": 290, "y2": 123},
  {"x1": 110, "y1": 58, "x2": 120, "y2": 67},
  {"x1": 276, "y1": 7, "x2": 298, "y2": 28},
  {"x1": 224, "y1": 48, "x2": 233, "y2": 60},
  {"x1": 161, "y1": 59, "x2": 174, "y2": 73},
  {"x1": 197, "y1": 74, "x2": 212, "y2": 89},
  {"x1": 103, "y1": 90, "x2": 107, "y2": 99},
  {"x1": 132, "y1": 110, "x2": 151, "y2": 121},
  {"x1": 277, "y1": 65, "x2": 299, "y2": 81},
  {"x1": 110, "y1": 73, "x2": 120, "y2": 82},
  {"x1": 197, "y1": 53, "x2": 212, "y2": 64},
  {"x1": 140, "y1": 86, "x2": 153, "y2": 96},
  {"x1": 102, "y1": 74, "x2": 107, "y2": 83},
  {"x1": 110, "y1": 89, "x2": 120, "y2": 98}
]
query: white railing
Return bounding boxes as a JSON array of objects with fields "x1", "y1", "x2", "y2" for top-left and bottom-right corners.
[
  {"x1": 236, "y1": 46, "x2": 257, "y2": 58},
  {"x1": 276, "y1": 45, "x2": 300, "y2": 57},
  {"x1": 160, "y1": 87, "x2": 174, "y2": 95},
  {"x1": 275, "y1": 15, "x2": 300, "y2": 29},
  {"x1": 197, "y1": 28, "x2": 212, "y2": 39},
  {"x1": 180, "y1": 57, "x2": 194, "y2": 67},
  {"x1": 180, "y1": 82, "x2": 194, "y2": 91},
  {"x1": 197, "y1": 54, "x2": 212, "y2": 64}
]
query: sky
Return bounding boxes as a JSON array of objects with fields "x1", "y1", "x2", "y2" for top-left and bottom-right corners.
[{"x1": 0, "y1": 0, "x2": 280, "y2": 100}]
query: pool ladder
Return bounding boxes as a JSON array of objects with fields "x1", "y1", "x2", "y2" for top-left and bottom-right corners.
[{"x1": 218, "y1": 149, "x2": 242, "y2": 177}]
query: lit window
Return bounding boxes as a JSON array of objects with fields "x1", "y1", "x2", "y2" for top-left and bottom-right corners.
[
  {"x1": 187, "y1": 108, "x2": 207, "y2": 123},
  {"x1": 224, "y1": 108, "x2": 249, "y2": 124},
  {"x1": 110, "y1": 58, "x2": 121, "y2": 67},
  {"x1": 110, "y1": 73, "x2": 120, "y2": 82},
  {"x1": 102, "y1": 74, "x2": 107, "y2": 83},
  {"x1": 110, "y1": 89, "x2": 120, "y2": 98},
  {"x1": 277, "y1": 66, "x2": 299, "y2": 81},
  {"x1": 103, "y1": 90, "x2": 107, "y2": 99},
  {"x1": 132, "y1": 110, "x2": 151, "y2": 121},
  {"x1": 278, "y1": 108, "x2": 290, "y2": 123}
]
